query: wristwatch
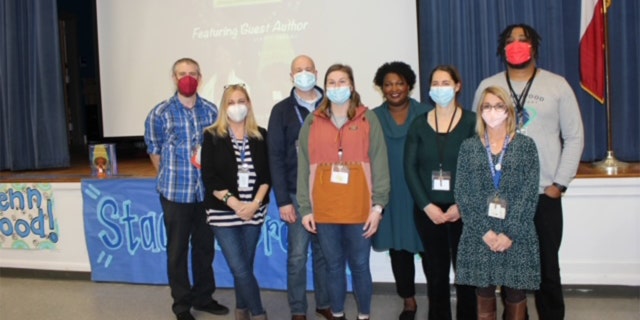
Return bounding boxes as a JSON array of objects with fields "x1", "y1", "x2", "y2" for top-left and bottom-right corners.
[
  {"x1": 372, "y1": 204, "x2": 383, "y2": 215},
  {"x1": 552, "y1": 182, "x2": 567, "y2": 193},
  {"x1": 222, "y1": 192, "x2": 234, "y2": 203}
]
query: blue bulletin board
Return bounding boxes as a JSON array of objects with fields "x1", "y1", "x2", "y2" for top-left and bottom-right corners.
[{"x1": 81, "y1": 178, "x2": 294, "y2": 289}]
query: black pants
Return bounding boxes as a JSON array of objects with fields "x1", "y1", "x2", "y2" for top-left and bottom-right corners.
[
  {"x1": 160, "y1": 196, "x2": 216, "y2": 315},
  {"x1": 390, "y1": 249, "x2": 426, "y2": 299},
  {"x1": 534, "y1": 194, "x2": 565, "y2": 319},
  {"x1": 414, "y1": 204, "x2": 476, "y2": 320}
]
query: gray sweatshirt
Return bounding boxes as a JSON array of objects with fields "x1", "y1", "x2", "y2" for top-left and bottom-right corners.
[{"x1": 472, "y1": 69, "x2": 584, "y2": 194}]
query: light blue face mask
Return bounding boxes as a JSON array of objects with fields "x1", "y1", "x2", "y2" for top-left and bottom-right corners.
[
  {"x1": 326, "y1": 86, "x2": 352, "y2": 105},
  {"x1": 429, "y1": 86, "x2": 456, "y2": 107},
  {"x1": 293, "y1": 71, "x2": 316, "y2": 91}
]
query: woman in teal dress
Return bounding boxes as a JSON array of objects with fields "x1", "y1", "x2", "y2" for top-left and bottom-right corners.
[
  {"x1": 371, "y1": 61, "x2": 429, "y2": 320},
  {"x1": 404, "y1": 65, "x2": 477, "y2": 320},
  {"x1": 454, "y1": 86, "x2": 540, "y2": 319}
]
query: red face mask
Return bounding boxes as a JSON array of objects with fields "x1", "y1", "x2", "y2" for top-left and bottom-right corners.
[
  {"x1": 177, "y1": 76, "x2": 198, "y2": 97},
  {"x1": 505, "y1": 41, "x2": 532, "y2": 65}
]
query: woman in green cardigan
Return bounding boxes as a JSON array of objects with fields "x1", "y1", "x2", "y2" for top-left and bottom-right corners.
[{"x1": 404, "y1": 65, "x2": 477, "y2": 320}]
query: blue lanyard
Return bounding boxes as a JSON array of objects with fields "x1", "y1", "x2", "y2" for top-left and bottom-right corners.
[
  {"x1": 184, "y1": 107, "x2": 200, "y2": 149},
  {"x1": 294, "y1": 105, "x2": 305, "y2": 125},
  {"x1": 229, "y1": 129, "x2": 247, "y2": 165},
  {"x1": 484, "y1": 132, "x2": 510, "y2": 190}
]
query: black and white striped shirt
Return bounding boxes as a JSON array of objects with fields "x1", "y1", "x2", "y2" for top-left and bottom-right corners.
[{"x1": 206, "y1": 136, "x2": 267, "y2": 227}]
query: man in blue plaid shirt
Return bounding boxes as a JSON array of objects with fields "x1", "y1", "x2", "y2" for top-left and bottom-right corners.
[{"x1": 144, "y1": 57, "x2": 229, "y2": 320}]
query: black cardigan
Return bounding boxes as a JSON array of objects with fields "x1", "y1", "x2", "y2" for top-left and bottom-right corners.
[{"x1": 201, "y1": 126, "x2": 271, "y2": 211}]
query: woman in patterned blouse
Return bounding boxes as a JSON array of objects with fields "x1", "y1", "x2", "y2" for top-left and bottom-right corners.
[{"x1": 454, "y1": 86, "x2": 540, "y2": 320}]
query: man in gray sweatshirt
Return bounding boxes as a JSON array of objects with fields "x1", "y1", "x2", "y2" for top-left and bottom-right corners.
[{"x1": 472, "y1": 24, "x2": 584, "y2": 320}]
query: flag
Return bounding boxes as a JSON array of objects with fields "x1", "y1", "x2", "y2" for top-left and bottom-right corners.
[{"x1": 580, "y1": 0, "x2": 606, "y2": 104}]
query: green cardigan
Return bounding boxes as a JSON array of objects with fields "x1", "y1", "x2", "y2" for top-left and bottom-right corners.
[{"x1": 404, "y1": 108, "x2": 476, "y2": 209}]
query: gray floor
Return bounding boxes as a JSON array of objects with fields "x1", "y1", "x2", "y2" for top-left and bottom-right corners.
[{"x1": 1, "y1": 274, "x2": 639, "y2": 320}]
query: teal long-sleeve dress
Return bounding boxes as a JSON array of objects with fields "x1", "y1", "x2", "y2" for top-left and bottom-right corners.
[
  {"x1": 454, "y1": 134, "x2": 541, "y2": 290},
  {"x1": 371, "y1": 99, "x2": 429, "y2": 253}
]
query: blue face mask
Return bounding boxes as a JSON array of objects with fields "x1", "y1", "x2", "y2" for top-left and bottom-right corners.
[
  {"x1": 326, "y1": 86, "x2": 352, "y2": 105},
  {"x1": 293, "y1": 71, "x2": 316, "y2": 91},
  {"x1": 429, "y1": 86, "x2": 456, "y2": 107}
]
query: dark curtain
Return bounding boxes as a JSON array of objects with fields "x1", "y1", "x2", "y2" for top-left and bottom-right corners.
[
  {"x1": 417, "y1": 0, "x2": 639, "y2": 162},
  {"x1": 0, "y1": 0, "x2": 70, "y2": 171}
]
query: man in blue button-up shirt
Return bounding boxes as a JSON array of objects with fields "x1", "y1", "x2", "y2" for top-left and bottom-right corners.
[{"x1": 144, "y1": 57, "x2": 228, "y2": 320}]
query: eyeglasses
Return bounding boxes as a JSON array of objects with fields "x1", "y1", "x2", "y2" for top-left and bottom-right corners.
[
  {"x1": 223, "y1": 83, "x2": 246, "y2": 90},
  {"x1": 480, "y1": 103, "x2": 507, "y2": 112}
]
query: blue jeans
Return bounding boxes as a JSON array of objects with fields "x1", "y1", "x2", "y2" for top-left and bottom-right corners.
[
  {"x1": 288, "y1": 194, "x2": 330, "y2": 315},
  {"x1": 316, "y1": 223, "x2": 372, "y2": 315},
  {"x1": 212, "y1": 224, "x2": 264, "y2": 316}
]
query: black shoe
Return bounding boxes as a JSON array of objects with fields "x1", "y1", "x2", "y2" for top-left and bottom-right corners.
[
  {"x1": 315, "y1": 307, "x2": 333, "y2": 320},
  {"x1": 176, "y1": 311, "x2": 195, "y2": 320},
  {"x1": 399, "y1": 309, "x2": 416, "y2": 320},
  {"x1": 193, "y1": 300, "x2": 230, "y2": 315}
]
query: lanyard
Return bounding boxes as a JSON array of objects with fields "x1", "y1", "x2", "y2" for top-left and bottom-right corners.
[
  {"x1": 229, "y1": 129, "x2": 247, "y2": 166},
  {"x1": 484, "y1": 131, "x2": 510, "y2": 190},
  {"x1": 330, "y1": 111, "x2": 347, "y2": 162},
  {"x1": 294, "y1": 104, "x2": 305, "y2": 125},
  {"x1": 434, "y1": 107, "x2": 458, "y2": 170},
  {"x1": 505, "y1": 68, "x2": 536, "y2": 129},
  {"x1": 185, "y1": 107, "x2": 200, "y2": 149}
]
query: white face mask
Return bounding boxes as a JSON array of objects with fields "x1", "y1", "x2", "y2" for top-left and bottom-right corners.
[
  {"x1": 429, "y1": 86, "x2": 455, "y2": 107},
  {"x1": 326, "y1": 86, "x2": 351, "y2": 105},
  {"x1": 293, "y1": 71, "x2": 317, "y2": 91},
  {"x1": 227, "y1": 104, "x2": 248, "y2": 122},
  {"x1": 482, "y1": 109, "x2": 508, "y2": 128}
]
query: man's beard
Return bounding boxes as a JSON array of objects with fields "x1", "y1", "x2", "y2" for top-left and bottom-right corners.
[{"x1": 507, "y1": 59, "x2": 533, "y2": 69}]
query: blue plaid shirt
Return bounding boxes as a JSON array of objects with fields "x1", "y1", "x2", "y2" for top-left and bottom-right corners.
[{"x1": 144, "y1": 94, "x2": 218, "y2": 203}]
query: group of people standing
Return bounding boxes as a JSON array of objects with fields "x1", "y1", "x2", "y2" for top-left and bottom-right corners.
[{"x1": 144, "y1": 23, "x2": 583, "y2": 320}]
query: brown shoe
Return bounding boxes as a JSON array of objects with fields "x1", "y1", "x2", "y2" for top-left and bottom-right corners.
[
  {"x1": 235, "y1": 308, "x2": 250, "y2": 320},
  {"x1": 291, "y1": 315, "x2": 307, "y2": 320},
  {"x1": 477, "y1": 294, "x2": 497, "y2": 320},
  {"x1": 315, "y1": 308, "x2": 333, "y2": 320},
  {"x1": 505, "y1": 298, "x2": 527, "y2": 320}
]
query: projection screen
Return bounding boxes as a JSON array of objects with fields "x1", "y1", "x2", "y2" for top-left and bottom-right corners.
[{"x1": 96, "y1": 0, "x2": 420, "y2": 137}]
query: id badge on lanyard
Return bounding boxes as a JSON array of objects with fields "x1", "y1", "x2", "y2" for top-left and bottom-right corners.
[
  {"x1": 485, "y1": 132, "x2": 510, "y2": 220},
  {"x1": 238, "y1": 163, "x2": 250, "y2": 188},
  {"x1": 431, "y1": 169, "x2": 451, "y2": 191},
  {"x1": 330, "y1": 148, "x2": 349, "y2": 184},
  {"x1": 432, "y1": 108, "x2": 457, "y2": 191},
  {"x1": 487, "y1": 195, "x2": 507, "y2": 219},
  {"x1": 232, "y1": 131, "x2": 250, "y2": 189},
  {"x1": 331, "y1": 164, "x2": 349, "y2": 184}
]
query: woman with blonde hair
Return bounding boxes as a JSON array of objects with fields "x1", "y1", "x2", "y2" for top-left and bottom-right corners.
[
  {"x1": 455, "y1": 86, "x2": 540, "y2": 320},
  {"x1": 201, "y1": 84, "x2": 271, "y2": 320}
]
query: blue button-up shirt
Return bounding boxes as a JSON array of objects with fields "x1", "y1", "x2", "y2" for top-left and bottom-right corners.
[{"x1": 144, "y1": 94, "x2": 218, "y2": 203}]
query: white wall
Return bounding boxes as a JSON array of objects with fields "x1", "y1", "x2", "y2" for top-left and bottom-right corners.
[
  {"x1": 1, "y1": 178, "x2": 639, "y2": 285},
  {"x1": 556, "y1": 178, "x2": 640, "y2": 285}
]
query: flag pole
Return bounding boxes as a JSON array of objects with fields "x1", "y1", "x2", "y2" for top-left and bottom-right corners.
[{"x1": 592, "y1": 0, "x2": 628, "y2": 175}]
